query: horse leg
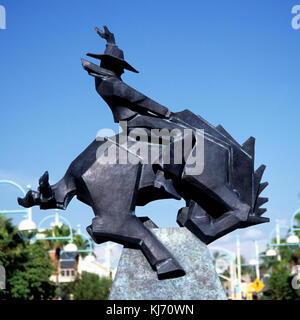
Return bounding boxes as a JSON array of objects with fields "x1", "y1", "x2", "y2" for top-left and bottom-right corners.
[
  {"x1": 82, "y1": 159, "x2": 185, "y2": 279},
  {"x1": 177, "y1": 198, "x2": 250, "y2": 244},
  {"x1": 90, "y1": 212, "x2": 185, "y2": 279}
]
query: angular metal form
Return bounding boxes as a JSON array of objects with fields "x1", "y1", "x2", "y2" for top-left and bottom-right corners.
[{"x1": 18, "y1": 25, "x2": 269, "y2": 279}]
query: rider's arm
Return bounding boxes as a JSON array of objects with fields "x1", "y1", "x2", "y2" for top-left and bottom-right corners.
[{"x1": 110, "y1": 78, "x2": 171, "y2": 118}]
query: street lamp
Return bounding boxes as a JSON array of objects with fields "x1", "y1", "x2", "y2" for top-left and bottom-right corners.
[
  {"x1": 209, "y1": 245, "x2": 237, "y2": 300},
  {"x1": 71, "y1": 224, "x2": 94, "y2": 256},
  {"x1": 266, "y1": 248, "x2": 277, "y2": 257},
  {"x1": 286, "y1": 234, "x2": 300, "y2": 244},
  {"x1": 266, "y1": 221, "x2": 290, "y2": 261},
  {"x1": 0, "y1": 180, "x2": 29, "y2": 216},
  {"x1": 265, "y1": 212, "x2": 300, "y2": 258},
  {"x1": 63, "y1": 242, "x2": 78, "y2": 252},
  {"x1": 18, "y1": 219, "x2": 37, "y2": 232},
  {"x1": 34, "y1": 210, "x2": 74, "y2": 243},
  {"x1": 50, "y1": 210, "x2": 63, "y2": 228},
  {"x1": 0, "y1": 181, "x2": 37, "y2": 240},
  {"x1": 236, "y1": 236, "x2": 242, "y2": 299},
  {"x1": 18, "y1": 208, "x2": 36, "y2": 231},
  {"x1": 287, "y1": 208, "x2": 300, "y2": 243},
  {"x1": 249, "y1": 259, "x2": 257, "y2": 266}
]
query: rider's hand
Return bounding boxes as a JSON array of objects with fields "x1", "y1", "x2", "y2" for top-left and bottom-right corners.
[{"x1": 95, "y1": 26, "x2": 116, "y2": 44}]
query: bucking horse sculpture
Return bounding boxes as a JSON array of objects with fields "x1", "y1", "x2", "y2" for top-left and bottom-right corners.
[{"x1": 18, "y1": 26, "x2": 269, "y2": 280}]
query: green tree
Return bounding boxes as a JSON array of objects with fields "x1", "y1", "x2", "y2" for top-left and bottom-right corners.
[
  {"x1": 42, "y1": 225, "x2": 89, "y2": 257},
  {"x1": 261, "y1": 260, "x2": 300, "y2": 300},
  {"x1": 7, "y1": 242, "x2": 56, "y2": 299},
  {"x1": 70, "y1": 271, "x2": 112, "y2": 300},
  {"x1": 0, "y1": 215, "x2": 56, "y2": 300}
]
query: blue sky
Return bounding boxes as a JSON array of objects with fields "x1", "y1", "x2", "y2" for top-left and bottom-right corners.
[{"x1": 1, "y1": 0, "x2": 300, "y2": 261}]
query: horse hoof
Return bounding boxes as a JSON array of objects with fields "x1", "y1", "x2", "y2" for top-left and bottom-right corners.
[
  {"x1": 86, "y1": 225, "x2": 107, "y2": 244},
  {"x1": 155, "y1": 258, "x2": 185, "y2": 280}
]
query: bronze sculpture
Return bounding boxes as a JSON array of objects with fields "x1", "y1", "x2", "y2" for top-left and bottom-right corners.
[{"x1": 18, "y1": 26, "x2": 269, "y2": 280}]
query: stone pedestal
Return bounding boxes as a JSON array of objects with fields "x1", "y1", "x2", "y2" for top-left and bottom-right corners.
[
  {"x1": 0, "y1": 265, "x2": 5, "y2": 290},
  {"x1": 109, "y1": 227, "x2": 226, "y2": 300}
]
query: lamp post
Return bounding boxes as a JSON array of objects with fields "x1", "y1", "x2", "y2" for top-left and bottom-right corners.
[
  {"x1": 236, "y1": 236, "x2": 242, "y2": 300},
  {"x1": 265, "y1": 224, "x2": 290, "y2": 257},
  {"x1": 209, "y1": 246, "x2": 237, "y2": 300},
  {"x1": 275, "y1": 220, "x2": 281, "y2": 261},
  {"x1": 286, "y1": 234, "x2": 300, "y2": 244},
  {"x1": 18, "y1": 207, "x2": 37, "y2": 241},
  {"x1": 34, "y1": 210, "x2": 75, "y2": 284},
  {"x1": 229, "y1": 260, "x2": 236, "y2": 299},
  {"x1": 69, "y1": 224, "x2": 93, "y2": 256},
  {"x1": 35, "y1": 210, "x2": 74, "y2": 243},
  {"x1": 286, "y1": 207, "x2": 300, "y2": 244},
  {"x1": 0, "y1": 180, "x2": 37, "y2": 239},
  {"x1": 265, "y1": 210, "x2": 300, "y2": 258},
  {"x1": 254, "y1": 240, "x2": 260, "y2": 280},
  {"x1": 0, "y1": 180, "x2": 29, "y2": 216}
]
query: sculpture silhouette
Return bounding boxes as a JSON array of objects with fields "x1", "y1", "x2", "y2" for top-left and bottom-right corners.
[{"x1": 18, "y1": 26, "x2": 269, "y2": 280}]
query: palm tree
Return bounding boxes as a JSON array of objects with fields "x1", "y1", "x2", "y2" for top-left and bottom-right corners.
[
  {"x1": 72, "y1": 233, "x2": 91, "y2": 276},
  {"x1": 39, "y1": 225, "x2": 68, "y2": 284},
  {"x1": 39, "y1": 225, "x2": 90, "y2": 283}
]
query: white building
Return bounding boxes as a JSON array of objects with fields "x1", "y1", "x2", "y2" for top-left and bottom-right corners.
[{"x1": 78, "y1": 255, "x2": 116, "y2": 279}]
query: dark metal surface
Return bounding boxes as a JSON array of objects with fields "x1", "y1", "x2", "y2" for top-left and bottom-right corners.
[{"x1": 18, "y1": 26, "x2": 269, "y2": 280}]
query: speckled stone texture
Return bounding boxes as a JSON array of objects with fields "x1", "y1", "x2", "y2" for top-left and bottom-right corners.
[{"x1": 109, "y1": 227, "x2": 226, "y2": 300}]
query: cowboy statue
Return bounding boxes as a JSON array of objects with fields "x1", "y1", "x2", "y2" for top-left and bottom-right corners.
[
  {"x1": 18, "y1": 26, "x2": 268, "y2": 280},
  {"x1": 81, "y1": 26, "x2": 191, "y2": 180}
]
